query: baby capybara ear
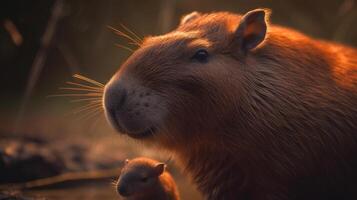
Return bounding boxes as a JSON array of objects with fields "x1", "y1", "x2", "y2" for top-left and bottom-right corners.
[
  {"x1": 154, "y1": 163, "x2": 166, "y2": 176},
  {"x1": 180, "y1": 11, "x2": 201, "y2": 25},
  {"x1": 234, "y1": 8, "x2": 271, "y2": 52}
]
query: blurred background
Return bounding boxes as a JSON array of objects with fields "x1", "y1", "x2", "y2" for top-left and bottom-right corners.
[{"x1": 0, "y1": 0, "x2": 356, "y2": 199}]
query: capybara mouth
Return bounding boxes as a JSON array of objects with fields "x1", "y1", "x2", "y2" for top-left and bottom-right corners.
[{"x1": 127, "y1": 127, "x2": 157, "y2": 139}]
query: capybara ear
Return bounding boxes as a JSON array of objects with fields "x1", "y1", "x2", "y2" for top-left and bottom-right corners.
[
  {"x1": 154, "y1": 163, "x2": 166, "y2": 176},
  {"x1": 234, "y1": 8, "x2": 271, "y2": 52},
  {"x1": 180, "y1": 11, "x2": 201, "y2": 25}
]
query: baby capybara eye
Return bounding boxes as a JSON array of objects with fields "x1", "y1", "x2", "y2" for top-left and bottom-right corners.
[{"x1": 192, "y1": 49, "x2": 209, "y2": 63}]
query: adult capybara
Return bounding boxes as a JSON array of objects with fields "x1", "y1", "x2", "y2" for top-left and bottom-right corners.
[
  {"x1": 104, "y1": 8, "x2": 357, "y2": 200},
  {"x1": 116, "y1": 157, "x2": 179, "y2": 200}
]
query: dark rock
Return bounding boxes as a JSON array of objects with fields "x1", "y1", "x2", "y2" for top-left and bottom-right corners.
[
  {"x1": 0, "y1": 137, "x2": 125, "y2": 184},
  {"x1": 0, "y1": 140, "x2": 65, "y2": 183}
]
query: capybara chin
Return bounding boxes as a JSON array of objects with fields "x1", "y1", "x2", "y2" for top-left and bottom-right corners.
[{"x1": 104, "y1": 8, "x2": 357, "y2": 199}]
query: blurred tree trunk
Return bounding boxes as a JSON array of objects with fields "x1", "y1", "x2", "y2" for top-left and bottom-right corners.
[
  {"x1": 157, "y1": 0, "x2": 176, "y2": 33},
  {"x1": 14, "y1": 0, "x2": 64, "y2": 135}
]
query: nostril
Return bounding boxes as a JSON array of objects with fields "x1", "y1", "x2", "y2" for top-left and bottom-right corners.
[{"x1": 104, "y1": 83, "x2": 128, "y2": 133}]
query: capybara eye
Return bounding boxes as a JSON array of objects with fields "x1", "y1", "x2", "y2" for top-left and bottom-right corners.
[{"x1": 192, "y1": 49, "x2": 209, "y2": 63}]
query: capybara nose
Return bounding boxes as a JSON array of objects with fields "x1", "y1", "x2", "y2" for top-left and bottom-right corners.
[
  {"x1": 117, "y1": 185, "x2": 129, "y2": 197},
  {"x1": 104, "y1": 79, "x2": 158, "y2": 137},
  {"x1": 103, "y1": 81, "x2": 127, "y2": 132}
]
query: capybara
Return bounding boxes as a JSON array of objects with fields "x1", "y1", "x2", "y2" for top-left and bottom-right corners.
[
  {"x1": 116, "y1": 157, "x2": 179, "y2": 200},
  {"x1": 104, "y1": 8, "x2": 357, "y2": 199}
]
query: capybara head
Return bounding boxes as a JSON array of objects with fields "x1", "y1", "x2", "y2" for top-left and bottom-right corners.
[
  {"x1": 104, "y1": 9, "x2": 270, "y2": 146},
  {"x1": 117, "y1": 157, "x2": 166, "y2": 197}
]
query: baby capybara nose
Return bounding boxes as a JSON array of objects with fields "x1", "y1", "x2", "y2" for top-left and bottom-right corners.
[
  {"x1": 117, "y1": 185, "x2": 130, "y2": 197},
  {"x1": 103, "y1": 81, "x2": 128, "y2": 132}
]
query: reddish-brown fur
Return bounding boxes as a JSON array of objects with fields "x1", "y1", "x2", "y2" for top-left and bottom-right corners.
[{"x1": 105, "y1": 9, "x2": 357, "y2": 199}]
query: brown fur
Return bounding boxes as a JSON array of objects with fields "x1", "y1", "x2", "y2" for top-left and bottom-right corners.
[{"x1": 105, "y1": 10, "x2": 357, "y2": 200}]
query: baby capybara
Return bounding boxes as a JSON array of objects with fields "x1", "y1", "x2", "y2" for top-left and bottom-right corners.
[
  {"x1": 116, "y1": 157, "x2": 179, "y2": 200},
  {"x1": 104, "y1": 8, "x2": 357, "y2": 200}
]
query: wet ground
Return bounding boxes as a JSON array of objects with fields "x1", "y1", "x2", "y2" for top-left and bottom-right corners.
[
  {"x1": 2, "y1": 181, "x2": 118, "y2": 200},
  {"x1": 23, "y1": 181, "x2": 119, "y2": 200},
  {"x1": 0, "y1": 136, "x2": 123, "y2": 199}
]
